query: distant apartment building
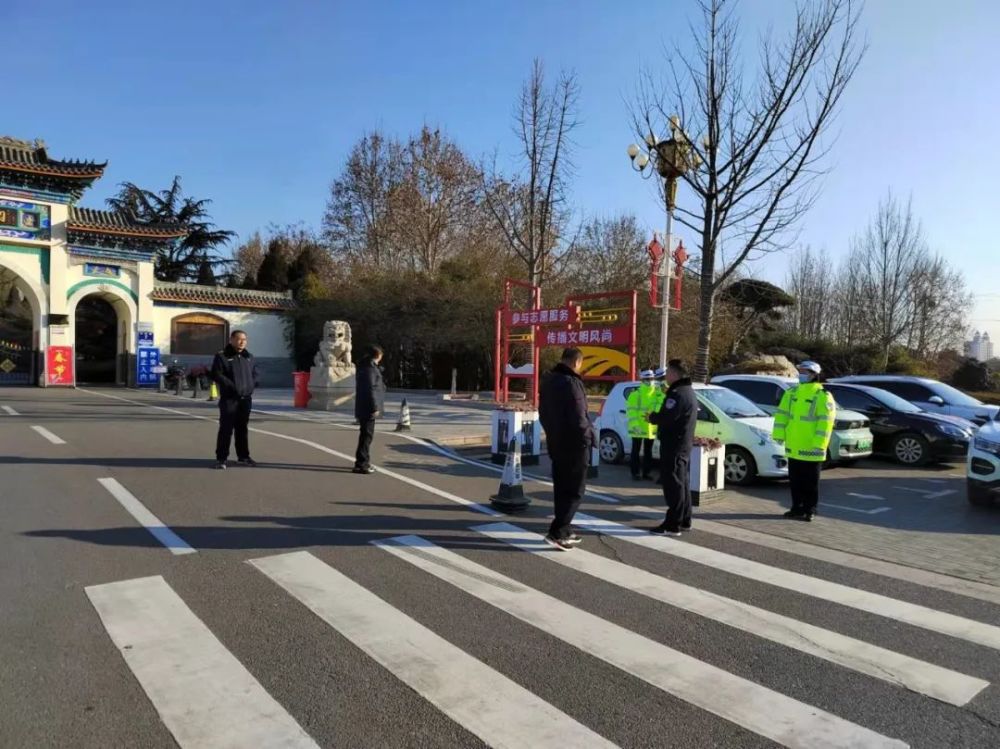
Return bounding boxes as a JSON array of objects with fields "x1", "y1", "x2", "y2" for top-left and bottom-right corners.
[{"x1": 965, "y1": 330, "x2": 995, "y2": 362}]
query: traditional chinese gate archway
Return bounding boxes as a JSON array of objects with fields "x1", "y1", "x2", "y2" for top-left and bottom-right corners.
[{"x1": 494, "y1": 280, "x2": 637, "y2": 406}]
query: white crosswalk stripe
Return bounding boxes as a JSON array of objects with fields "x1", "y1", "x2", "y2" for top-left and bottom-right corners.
[
  {"x1": 85, "y1": 575, "x2": 318, "y2": 749},
  {"x1": 374, "y1": 534, "x2": 909, "y2": 749},
  {"x1": 574, "y1": 513, "x2": 1000, "y2": 651},
  {"x1": 82, "y1": 517, "x2": 1000, "y2": 748},
  {"x1": 251, "y1": 550, "x2": 617, "y2": 749},
  {"x1": 473, "y1": 521, "x2": 988, "y2": 707}
]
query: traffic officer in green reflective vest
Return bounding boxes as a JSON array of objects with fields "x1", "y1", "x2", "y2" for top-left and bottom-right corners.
[
  {"x1": 772, "y1": 360, "x2": 836, "y2": 522},
  {"x1": 626, "y1": 369, "x2": 663, "y2": 480}
]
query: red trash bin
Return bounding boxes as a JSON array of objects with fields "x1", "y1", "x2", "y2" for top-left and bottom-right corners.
[{"x1": 293, "y1": 371, "x2": 311, "y2": 408}]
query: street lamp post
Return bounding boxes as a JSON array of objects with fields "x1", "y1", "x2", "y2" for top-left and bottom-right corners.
[{"x1": 628, "y1": 116, "x2": 701, "y2": 370}]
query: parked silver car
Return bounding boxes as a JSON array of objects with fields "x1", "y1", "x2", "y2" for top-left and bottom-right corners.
[{"x1": 830, "y1": 375, "x2": 998, "y2": 426}]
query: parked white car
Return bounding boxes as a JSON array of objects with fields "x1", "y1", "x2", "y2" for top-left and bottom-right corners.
[
  {"x1": 599, "y1": 381, "x2": 789, "y2": 485},
  {"x1": 710, "y1": 374, "x2": 874, "y2": 463},
  {"x1": 967, "y1": 415, "x2": 1000, "y2": 507}
]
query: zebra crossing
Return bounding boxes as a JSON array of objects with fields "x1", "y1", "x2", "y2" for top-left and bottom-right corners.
[{"x1": 83, "y1": 515, "x2": 1000, "y2": 749}]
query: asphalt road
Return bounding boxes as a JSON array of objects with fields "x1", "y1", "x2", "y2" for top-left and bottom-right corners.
[{"x1": 2, "y1": 387, "x2": 999, "y2": 749}]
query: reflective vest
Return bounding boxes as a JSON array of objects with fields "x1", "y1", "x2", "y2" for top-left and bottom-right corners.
[
  {"x1": 626, "y1": 382, "x2": 663, "y2": 439},
  {"x1": 772, "y1": 382, "x2": 836, "y2": 462}
]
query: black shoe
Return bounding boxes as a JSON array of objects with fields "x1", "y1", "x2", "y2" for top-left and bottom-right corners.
[
  {"x1": 680, "y1": 525, "x2": 692, "y2": 532},
  {"x1": 213, "y1": 461, "x2": 227, "y2": 470},
  {"x1": 798, "y1": 513, "x2": 814, "y2": 523},
  {"x1": 352, "y1": 465, "x2": 375, "y2": 475},
  {"x1": 650, "y1": 523, "x2": 682, "y2": 537},
  {"x1": 565, "y1": 533, "x2": 583, "y2": 546},
  {"x1": 544, "y1": 534, "x2": 574, "y2": 551},
  {"x1": 237, "y1": 458, "x2": 257, "y2": 467},
  {"x1": 783, "y1": 510, "x2": 804, "y2": 519}
]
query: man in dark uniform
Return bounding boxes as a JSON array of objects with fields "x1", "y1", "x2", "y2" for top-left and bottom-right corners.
[
  {"x1": 353, "y1": 344, "x2": 386, "y2": 474},
  {"x1": 538, "y1": 347, "x2": 596, "y2": 551},
  {"x1": 649, "y1": 358, "x2": 698, "y2": 535},
  {"x1": 210, "y1": 330, "x2": 259, "y2": 470}
]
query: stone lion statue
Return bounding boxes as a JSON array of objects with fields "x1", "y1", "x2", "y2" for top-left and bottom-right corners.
[{"x1": 314, "y1": 320, "x2": 354, "y2": 376}]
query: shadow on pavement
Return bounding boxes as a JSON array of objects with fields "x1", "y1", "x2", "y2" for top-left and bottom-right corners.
[
  {"x1": 22, "y1": 505, "x2": 546, "y2": 552},
  {"x1": 0, "y1": 456, "x2": 353, "y2": 472}
]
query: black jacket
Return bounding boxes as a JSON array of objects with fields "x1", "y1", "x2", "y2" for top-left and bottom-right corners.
[
  {"x1": 355, "y1": 359, "x2": 386, "y2": 420},
  {"x1": 651, "y1": 377, "x2": 697, "y2": 456},
  {"x1": 210, "y1": 345, "x2": 258, "y2": 399},
  {"x1": 539, "y1": 363, "x2": 596, "y2": 457}
]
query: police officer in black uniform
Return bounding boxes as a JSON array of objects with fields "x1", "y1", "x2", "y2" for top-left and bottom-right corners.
[
  {"x1": 210, "y1": 329, "x2": 259, "y2": 469},
  {"x1": 649, "y1": 359, "x2": 698, "y2": 536}
]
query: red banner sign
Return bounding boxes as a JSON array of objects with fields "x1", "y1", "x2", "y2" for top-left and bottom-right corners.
[
  {"x1": 537, "y1": 326, "x2": 630, "y2": 348},
  {"x1": 507, "y1": 306, "x2": 580, "y2": 327},
  {"x1": 46, "y1": 346, "x2": 74, "y2": 386}
]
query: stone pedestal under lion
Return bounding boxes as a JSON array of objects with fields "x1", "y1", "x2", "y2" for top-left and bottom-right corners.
[{"x1": 307, "y1": 320, "x2": 356, "y2": 411}]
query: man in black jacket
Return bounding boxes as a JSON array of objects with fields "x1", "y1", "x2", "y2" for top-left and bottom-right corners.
[
  {"x1": 538, "y1": 348, "x2": 596, "y2": 550},
  {"x1": 649, "y1": 359, "x2": 697, "y2": 535},
  {"x1": 210, "y1": 330, "x2": 259, "y2": 470},
  {"x1": 353, "y1": 344, "x2": 386, "y2": 474}
]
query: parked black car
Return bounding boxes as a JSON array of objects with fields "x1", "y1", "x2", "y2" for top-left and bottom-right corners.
[{"x1": 824, "y1": 383, "x2": 976, "y2": 466}]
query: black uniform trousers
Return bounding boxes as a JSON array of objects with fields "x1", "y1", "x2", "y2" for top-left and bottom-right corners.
[
  {"x1": 660, "y1": 449, "x2": 692, "y2": 531},
  {"x1": 216, "y1": 397, "x2": 252, "y2": 462},
  {"x1": 788, "y1": 458, "x2": 822, "y2": 514},
  {"x1": 355, "y1": 418, "x2": 376, "y2": 469},
  {"x1": 630, "y1": 437, "x2": 655, "y2": 478},
  {"x1": 549, "y1": 448, "x2": 588, "y2": 540}
]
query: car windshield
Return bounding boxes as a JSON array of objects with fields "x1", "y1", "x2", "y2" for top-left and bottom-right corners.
[
  {"x1": 927, "y1": 382, "x2": 983, "y2": 407},
  {"x1": 699, "y1": 387, "x2": 768, "y2": 418},
  {"x1": 867, "y1": 388, "x2": 922, "y2": 413}
]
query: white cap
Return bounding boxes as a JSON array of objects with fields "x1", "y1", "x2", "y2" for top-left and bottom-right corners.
[
  {"x1": 798, "y1": 360, "x2": 822, "y2": 374},
  {"x1": 653, "y1": 366, "x2": 667, "y2": 378},
  {"x1": 640, "y1": 369, "x2": 655, "y2": 379}
]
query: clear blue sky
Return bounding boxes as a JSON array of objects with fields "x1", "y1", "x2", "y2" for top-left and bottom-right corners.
[{"x1": 7, "y1": 0, "x2": 999, "y2": 342}]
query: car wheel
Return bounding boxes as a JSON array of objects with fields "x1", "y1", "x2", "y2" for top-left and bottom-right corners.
[
  {"x1": 724, "y1": 446, "x2": 757, "y2": 486},
  {"x1": 892, "y1": 433, "x2": 929, "y2": 466},
  {"x1": 599, "y1": 430, "x2": 624, "y2": 464}
]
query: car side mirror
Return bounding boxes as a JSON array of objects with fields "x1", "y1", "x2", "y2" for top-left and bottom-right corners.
[
  {"x1": 928, "y1": 395, "x2": 945, "y2": 406},
  {"x1": 867, "y1": 405, "x2": 889, "y2": 415}
]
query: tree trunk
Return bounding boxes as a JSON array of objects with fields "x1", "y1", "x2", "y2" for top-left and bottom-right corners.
[{"x1": 694, "y1": 282, "x2": 716, "y2": 383}]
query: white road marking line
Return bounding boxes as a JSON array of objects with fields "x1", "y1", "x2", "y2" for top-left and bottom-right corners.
[
  {"x1": 893, "y1": 486, "x2": 931, "y2": 494},
  {"x1": 474, "y1": 522, "x2": 987, "y2": 706},
  {"x1": 2, "y1": 405, "x2": 19, "y2": 415},
  {"x1": 823, "y1": 503, "x2": 892, "y2": 515},
  {"x1": 79, "y1": 388, "x2": 502, "y2": 518},
  {"x1": 97, "y1": 478, "x2": 196, "y2": 555},
  {"x1": 924, "y1": 490, "x2": 957, "y2": 499},
  {"x1": 249, "y1": 404, "x2": 624, "y2": 503},
  {"x1": 846, "y1": 492, "x2": 885, "y2": 501},
  {"x1": 629, "y1": 509, "x2": 1000, "y2": 607},
  {"x1": 574, "y1": 514, "x2": 1000, "y2": 651},
  {"x1": 376, "y1": 535, "x2": 907, "y2": 749},
  {"x1": 252, "y1": 551, "x2": 616, "y2": 748},
  {"x1": 30, "y1": 425, "x2": 66, "y2": 444},
  {"x1": 77, "y1": 389, "x2": 1000, "y2": 607},
  {"x1": 85, "y1": 576, "x2": 317, "y2": 749}
]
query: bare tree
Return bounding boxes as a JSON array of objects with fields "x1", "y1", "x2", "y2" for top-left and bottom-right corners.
[
  {"x1": 632, "y1": 0, "x2": 864, "y2": 380},
  {"x1": 906, "y1": 253, "x2": 971, "y2": 358},
  {"x1": 323, "y1": 131, "x2": 404, "y2": 270},
  {"x1": 563, "y1": 214, "x2": 647, "y2": 291},
  {"x1": 389, "y1": 127, "x2": 481, "y2": 274},
  {"x1": 853, "y1": 192, "x2": 927, "y2": 371},
  {"x1": 785, "y1": 246, "x2": 831, "y2": 339},
  {"x1": 483, "y1": 59, "x2": 580, "y2": 286}
]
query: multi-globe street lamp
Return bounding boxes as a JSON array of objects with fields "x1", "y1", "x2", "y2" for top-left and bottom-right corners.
[{"x1": 628, "y1": 116, "x2": 702, "y2": 370}]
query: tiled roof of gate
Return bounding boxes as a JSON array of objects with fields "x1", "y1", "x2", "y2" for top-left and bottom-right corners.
[
  {"x1": 0, "y1": 136, "x2": 107, "y2": 178},
  {"x1": 69, "y1": 206, "x2": 186, "y2": 239},
  {"x1": 151, "y1": 281, "x2": 295, "y2": 311}
]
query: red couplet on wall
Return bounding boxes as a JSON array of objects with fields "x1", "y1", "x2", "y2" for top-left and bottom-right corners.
[{"x1": 46, "y1": 346, "x2": 74, "y2": 386}]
